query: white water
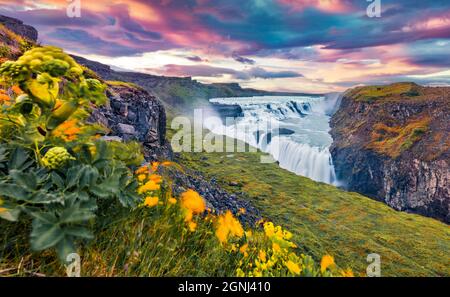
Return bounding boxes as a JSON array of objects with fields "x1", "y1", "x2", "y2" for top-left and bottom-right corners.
[{"x1": 206, "y1": 95, "x2": 340, "y2": 185}]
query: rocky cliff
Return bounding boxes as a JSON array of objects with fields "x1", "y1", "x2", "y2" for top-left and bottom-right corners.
[
  {"x1": 90, "y1": 82, "x2": 172, "y2": 161},
  {"x1": 0, "y1": 15, "x2": 38, "y2": 42},
  {"x1": 330, "y1": 83, "x2": 449, "y2": 223},
  {"x1": 0, "y1": 15, "x2": 261, "y2": 224},
  {"x1": 72, "y1": 55, "x2": 312, "y2": 114}
]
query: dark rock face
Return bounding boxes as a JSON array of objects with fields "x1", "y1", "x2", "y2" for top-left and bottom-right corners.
[
  {"x1": 169, "y1": 167, "x2": 261, "y2": 226},
  {"x1": 0, "y1": 15, "x2": 38, "y2": 41},
  {"x1": 90, "y1": 84, "x2": 172, "y2": 161},
  {"x1": 210, "y1": 102, "x2": 244, "y2": 122},
  {"x1": 330, "y1": 83, "x2": 450, "y2": 223}
]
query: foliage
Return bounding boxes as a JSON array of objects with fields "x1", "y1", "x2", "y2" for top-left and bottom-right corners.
[
  {"x1": 123, "y1": 162, "x2": 350, "y2": 277},
  {"x1": 0, "y1": 46, "x2": 143, "y2": 260},
  {"x1": 0, "y1": 46, "x2": 348, "y2": 277},
  {"x1": 174, "y1": 128, "x2": 450, "y2": 276}
]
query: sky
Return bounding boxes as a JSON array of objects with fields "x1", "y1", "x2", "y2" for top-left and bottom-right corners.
[{"x1": 1, "y1": 0, "x2": 450, "y2": 93}]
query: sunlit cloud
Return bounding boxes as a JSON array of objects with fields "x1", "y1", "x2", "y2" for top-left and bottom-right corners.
[{"x1": 1, "y1": 0, "x2": 449, "y2": 92}]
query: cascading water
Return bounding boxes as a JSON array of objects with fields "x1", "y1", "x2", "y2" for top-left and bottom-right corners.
[{"x1": 205, "y1": 95, "x2": 340, "y2": 185}]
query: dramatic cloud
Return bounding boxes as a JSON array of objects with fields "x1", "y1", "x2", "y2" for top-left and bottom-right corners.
[
  {"x1": 1, "y1": 0, "x2": 449, "y2": 92},
  {"x1": 146, "y1": 64, "x2": 303, "y2": 81}
]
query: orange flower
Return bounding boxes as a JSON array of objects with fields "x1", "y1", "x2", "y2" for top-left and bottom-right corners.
[
  {"x1": 0, "y1": 93, "x2": 11, "y2": 105},
  {"x1": 52, "y1": 120, "x2": 81, "y2": 141},
  {"x1": 320, "y1": 255, "x2": 335, "y2": 273},
  {"x1": 135, "y1": 165, "x2": 149, "y2": 175},
  {"x1": 181, "y1": 189, "x2": 206, "y2": 214},
  {"x1": 143, "y1": 196, "x2": 158, "y2": 207},
  {"x1": 188, "y1": 221, "x2": 197, "y2": 232},
  {"x1": 215, "y1": 211, "x2": 244, "y2": 243},
  {"x1": 151, "y1": 162, "x2": 159, "y2": 171},
  {"x1": 168, "y1": 197, "x2": 177, "y2": 205},
  {"x1": 149, "y1": 174, "x2": 162, "y2": 184},
  {"x1": 11, "y1": 85, "x2": 23, "y2": 95}
]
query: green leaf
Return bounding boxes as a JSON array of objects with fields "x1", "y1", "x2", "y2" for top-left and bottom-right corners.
[
  {"x1": 8, "y1": 147, "x2": 33, "y2": 171},
  {"x1": 51, "y1": 172, "x2": 65, "y2": 188},
  {"x1": 9, "y1": 170, "x2": 38, "y2": 190},
  {"x1": 30, "y1": 211, "x2": 58, "y2": 224},
  {"x1": 0, "y1": 182, "x2": 29, "y2": 199},
  {"x1": 56, "y1": 237, "x2": 76, "y2": 262},
  {"x1": 30, "y1": 223, "x2": 64, "y2": 251},
  {"x1": 59, "y1": 207, "x2": 95, "y2": 224},
  {"x1": 89, "y1": 185, "x2": 112, "y2": 198},
  {"x1": 78, "y1": 166, "x2": 99, "y2": 189},
  {"x1": 66, "y1": 165, "x2": 83, "y2": 189},
  {"x1": 64, "y1": 226, "x2": 94, "y2": 239}
]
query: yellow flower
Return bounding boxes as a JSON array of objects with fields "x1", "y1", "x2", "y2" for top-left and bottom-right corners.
[
  {"x1": 151, "y1": 162, "x2": 159, "y2": 171},
  {"x1": 137, "y1": 174, "x2": 147, "y2": 182},
  {"x1": 245, "y1": 230, "x2": 252, "y2": 238},
  {"x1": 168, "y1": 197, "x2": 177, "y2": 205},
  {"x1": 320, "y1": 255, "x2": 335, "y2": 273},
  {"x1": 238, "y1": 208, "x2": 246, "y2": 214},
  {"x1": 188, "y1": 221, "x2": 197, "y2": 232},
  {"x1": 263, "y1": 222, "x2": 275, "y2": 237},
  {"x1": 285, "y1": 260, "x2": 301, "y2": 275},
  {"x1": 138, "y1": 180, "x2": 160, "y2": 194},
  {"x1": 215, "y1": 211, "x2": 244, "y2": 243},
  {"x1": 283, "y1": 230, "x2": 293, "y2": 240},
  {"x1": 161, "y1": 161, "x2": 172, "y2": 166},
  {"x1": 239, "y1": 244, "x2": 249, "y2": 257},
  {"x1": 143, "y1": 196, "x2": 158, "y2": 207},
  {"x1": 216, "y1": 224, "x2": 229, "y2": 243},
  {"x1": 258, "y1": 250, "x2": 267, "y2": 262},
  {"x1": 181, "y1": 189, "x2": 206, "y2": 214},
  {"x1": 272, "y1": 243, "x2": 281, "y2": 253},
  {"x1": 184, "y1": 209, "x2": 193, "y2": 222},
  {"x1": 341, "y1": 268, "x2": 354, "y2": 277}
]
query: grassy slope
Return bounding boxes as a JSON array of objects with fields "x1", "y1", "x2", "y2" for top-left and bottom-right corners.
[{"x1": 174, "y1": 132, "x2": 450, "y2": 276}]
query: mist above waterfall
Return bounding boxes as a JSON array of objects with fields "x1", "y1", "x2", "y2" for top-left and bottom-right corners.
[{"x1": 206, "y1": 95, "x2": 341, "y2": 185}]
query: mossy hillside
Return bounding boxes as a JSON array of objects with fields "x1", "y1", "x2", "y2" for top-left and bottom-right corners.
[
  {"x1": 367, "y1": 116, "x2": 431, "y2": 158},
  {"x1": 0, "y1": 24, "x2": 34, "y2": 61},
  {"x1": 346, "y1": 82, "x2": 421, "y2": 102},
  {"x1": 172, "y1": 130, "x2": 450, "y2": 276}
]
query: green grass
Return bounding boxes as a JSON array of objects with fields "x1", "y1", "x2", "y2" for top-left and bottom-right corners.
[
  {"x1": 175, "y1": 132, "x2": 450, "y2": 276},
  {"x1": 347, "y1": 82, "x2": 420, "y2": 102},
  {"x1": 106, "y1": 80, "x2": 143, "y2": 90},
  {"x1": 0, "y1": 202, "x2": 238, "y2": 276}
]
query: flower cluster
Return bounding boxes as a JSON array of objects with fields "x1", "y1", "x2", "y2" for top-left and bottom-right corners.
[
  {"x1": 41, "y1": 146, "x2": 75, "y2": 169},
  {"x1": 133, "y1": 161, "x2": 353, "y2": 277},
  {"x1": 215, "y1": 210, "x2": 244, "y2": 243},
  {"x1": 51, "y1": 119, "x2": 81, "y2": 142}
]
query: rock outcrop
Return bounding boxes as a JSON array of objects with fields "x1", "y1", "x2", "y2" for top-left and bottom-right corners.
[
  {"x1": 90, "y1": 82, "x2": 172, "y2": 161},
  {"x1": 0, "y1": 15, "x2": 38, "y2": 42},
  {"x1": 330, "y1": 83, "x2": 449, "y2": 223}
]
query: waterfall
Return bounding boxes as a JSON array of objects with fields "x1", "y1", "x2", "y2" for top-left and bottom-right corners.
[{"x1": 207, "y1": 95, "x2": 340, "y2": 185}]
